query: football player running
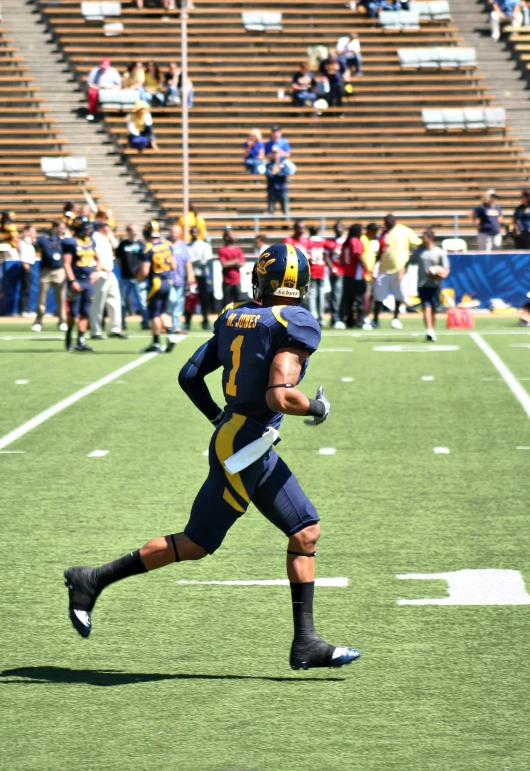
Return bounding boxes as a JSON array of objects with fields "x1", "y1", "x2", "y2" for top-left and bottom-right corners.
[{"x1": 64, "y1": 243, "x2": 360, "y2": 671}]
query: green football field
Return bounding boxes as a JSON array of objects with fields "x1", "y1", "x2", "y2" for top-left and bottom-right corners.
[{"x1": 1, "y1": 316, "x2": 529, "y2": 771}]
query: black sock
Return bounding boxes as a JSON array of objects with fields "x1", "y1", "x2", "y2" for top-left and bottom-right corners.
[
  {"x1": 78, "y1": 332, "x2": 85, "y2": 344},
  {"x1": 94, "y1": 550, "x2": 147, "y2": 593},
  {"x1": 153, "y1": 334, "x2": 160, "y2": 344},
  {"x1": 290, "y1": 581, "x2": 316, "y2": 640}
]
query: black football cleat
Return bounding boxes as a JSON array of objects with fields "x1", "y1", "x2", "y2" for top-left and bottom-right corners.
[
  {"x1": 74, "y1": 343, "x2": 94, "y2": 352},
  {"x1": 64, "y1": 567, "x2": 101, "y2": 638},
  {"x1": 140, "y1": 342, "x2": 163, "y2": 353},
  {"x1": 290, "y1": 633, "x2": 361, "y2": 670}
]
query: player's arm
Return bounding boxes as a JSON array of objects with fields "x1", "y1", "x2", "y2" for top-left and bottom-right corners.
[
  {"x1": 178, "y1": 337, "x2": 224, "y2": 425},
  {"x1": 63, "y1": 250, "x2": 80, "y2": 291},
  {"x1": 266, "y1": 348, "x2": 329, "y2": 423},
  {"x1": 136, "y1": 249, "x2": 151, "y2": 280}
]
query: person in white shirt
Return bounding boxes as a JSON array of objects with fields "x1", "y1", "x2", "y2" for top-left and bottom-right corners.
[
  {"x1": 89, "y1": 221, "x2": 127, "y2": 339},
  {"x1": 87, "y1": 57, "x2": 122, "y2": 121},
  {"x1": 254, "y1": 234, "x2": 270, "y2": 257},
  {"x1": 18, "y1": 225, "x2": 36, "y2": 318},
  {"x1": 336, "y1": 33, "x2": 362, "y2": 76},
  {"x1": 183, "y1": 226, "x2": 213, "y2": 331}
]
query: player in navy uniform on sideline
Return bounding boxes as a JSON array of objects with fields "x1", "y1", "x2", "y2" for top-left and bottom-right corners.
[
  {"x1": 64, "y1": 243, "x2": 360, "y2": 671},
  {"x1": 62, "y1": 216, "x2": 102, "y2": 352},
  {"x1": 137, "y1": 220, "x2": 177, "y2": 354}
]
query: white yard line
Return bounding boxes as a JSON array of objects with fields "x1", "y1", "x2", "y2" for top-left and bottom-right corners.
[
  {"x1": 0, "y1": 353, "x2": 159, "y2": 451},
  {"x1": 88, "y1": 450, "x2": 109, "y2": 458},
  {"x1": 433, "y1": 447, "x2": 450, "y2": 454},
  {"x1": 177, "y1": 578, "x2": 348, "y2": 587},
  {"x1": 471, "y1": 332, "x2": 530, "y2": 420}
]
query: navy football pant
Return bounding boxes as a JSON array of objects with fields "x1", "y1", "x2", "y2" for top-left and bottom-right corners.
[
  {"x1": 68, "y1": 277, "x2": 93, "y2": 318},
  {"x1": 184, "y1": 413, "x2": 319, "y2": 554}
]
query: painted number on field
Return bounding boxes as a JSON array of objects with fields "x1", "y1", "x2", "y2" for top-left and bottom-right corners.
[{"x1": 397, "y1": 569, "x2": 530, "y2": 605}]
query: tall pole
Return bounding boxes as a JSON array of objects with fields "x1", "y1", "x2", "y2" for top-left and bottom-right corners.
[{"x1": 181, "y1": 0, "x2": 189, "y2": 241}]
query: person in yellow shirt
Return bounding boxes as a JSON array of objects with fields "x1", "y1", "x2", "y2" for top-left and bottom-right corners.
[
  {"x1": 360, "y1": 222, "x2": 379, "y2": 329},
  {"x1": 371, "y1": 214, "x2": 421, "y2": 330},
  {"x1": 178, "y1": 202, "x2": 207, "y2": 242}
]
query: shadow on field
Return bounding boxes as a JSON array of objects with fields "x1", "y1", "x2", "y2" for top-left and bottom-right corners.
[{"x1": 0, "y1": 666, "x2": 345, "y2": 686}]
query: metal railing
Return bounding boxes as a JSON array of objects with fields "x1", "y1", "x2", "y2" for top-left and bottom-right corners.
[{"x1": 204, "y1": 210, "x2": 469, "y2": 238}]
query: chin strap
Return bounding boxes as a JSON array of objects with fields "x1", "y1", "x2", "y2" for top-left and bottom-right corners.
[{"x1": 287, "y1": 550, "x2": 316, "y2": 557}]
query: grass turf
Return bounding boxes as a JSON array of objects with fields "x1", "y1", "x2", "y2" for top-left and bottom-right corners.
[{"x1": 0, "y1": 317, "x2": 529, "y2": 771}]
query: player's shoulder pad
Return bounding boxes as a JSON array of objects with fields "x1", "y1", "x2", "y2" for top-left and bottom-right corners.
[
  {"x1": 274, "y1": 304, "x2": 321, "y2": 354},
  {"x1": 61, "y1": 237, "x2": 76, "y2": 251}
]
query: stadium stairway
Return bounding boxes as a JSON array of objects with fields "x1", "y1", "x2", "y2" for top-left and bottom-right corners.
[
  {"x1": 0, "y1": 0, "x2": 162, "y2": 230},
  {"x1": 450, "y1": 0, "x2": 530, "y2": 154}
]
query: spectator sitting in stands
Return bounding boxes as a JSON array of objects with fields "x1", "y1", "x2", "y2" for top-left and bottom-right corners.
[
  {"x1": 123, "y1": 61, "x2": 145, "y2": 92},
  {"x1": 513, "y1": 188, "x2": 530, "y2": 249},
  {"x1": 490, "y1": 1, "x2": 523, "y2": 39},
  {"x1": 318, "y1": 51, "x2": 349, "y2": 108},
  {"x1": 164, "y1": 63, "x2": 194, "y2": 108},
  {"x1": 265, "y1": 125, "x2": 296, "y2": 175},
  {"x1": 79, "y1": 203, "x2": 95, "y2": 222},
  {"x1": 336, "y1": 33, "x2": 363, "y2": 76},
  {"x1": 142, "y1": 61, "x2": 165, "y2": 106},
  {"x1": 522, "y1": 0, "x2": 530, "y2": 25},
  {"x1": 243, "y1": 129, "x2": 266, "y2": 175},
  {"x1": 86, "y1": 57, "x2": 122, "y2": 122},
  {"x1": 266, "y1": 151, "x2": 290, "y2": 216},
  {"x1": 292, "y1": 62, "x2": 317, "y2": 106},
  {"x1": 127, "y1": 100, "x2": 159, "y2": 152}
]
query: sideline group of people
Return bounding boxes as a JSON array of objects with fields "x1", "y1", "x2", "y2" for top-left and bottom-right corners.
[{"x1": 277, "y1": 216, "x2": 449, "y2": 342}]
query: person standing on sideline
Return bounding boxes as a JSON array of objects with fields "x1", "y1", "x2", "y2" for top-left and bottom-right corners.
[
  {"x1": 89, "y1": 221, "x2": 126, "y2": 340},
  {"x1": 168, "y1": 224, "x2": 194, "y2": 333},
  {"x1": 372, "y1": 214, "x2": 421, "y2": 329},
  {"x1": 63, "y1": 217, "x2": 102, "y2": 352},
  {"x1": 407, "y1": 230, "x2": 450, "y2": 342},
  {"x1": 116, "y1": 224, "x2": 149, "y2": 331},
  {"x1": 360, "y1": 222, "x2": 379, "y2": 329},
  {"x1": 513, "y1": 189, "x2": 530, "y2": 249},
  {"x1": 326, "y1": 220, "x2": 346, "y2": 329},
  {"x1": 255, "y1": 233, "x2": 270, "y2": 256},
  {"x1": 218, "y1": 229, "x2": 245, "y2": 306},
  {"x1": 307, "y1": 225, "x2": 336, "y2": 326},
  {"x1": 178, "y1": 202, "x2": 207, "y2": 242},
  {"x1": 137, "y1": 220, "x2": 176, "y2": 353},
  {"x1": 184, "y1": 225, "x2": 213, "y2": 331},
  {"x1": 472, "y1": 190, "x2": 503, "y2": 252},
  {"x1": 18, "y1": 226, "x2": 37, "y2": 319},
  {"x1": 341, "y1": 224, "x2": 370, "y2": 328},
  {"x1": 32, "y1": 221, "x2": 67, "y2": 332},
  {"x1": 283, "y1": 219, "x2": 311, "y2": 255}
]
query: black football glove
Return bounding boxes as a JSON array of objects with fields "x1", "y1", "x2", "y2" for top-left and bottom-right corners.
[{"x1": 304, "y1": 386, "x2": 330, "y2": 426}]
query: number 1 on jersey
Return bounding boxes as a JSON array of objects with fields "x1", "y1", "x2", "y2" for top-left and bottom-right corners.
[{"x1": 226, "y1": 335, "x2": 244, "y2": 397}]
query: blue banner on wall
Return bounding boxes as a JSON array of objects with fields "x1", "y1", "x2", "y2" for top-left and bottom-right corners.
[{"x1": 445, "y1": 252, "x2": 530, "y2": 308}]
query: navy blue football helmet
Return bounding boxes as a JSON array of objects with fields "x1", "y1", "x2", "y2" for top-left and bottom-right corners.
[
  {"x1": 72, "y1": 216, "x2": 93, "y2": 238},
  {"x1": 252, "y1": 242, "x2": 310, "y2": 303}
]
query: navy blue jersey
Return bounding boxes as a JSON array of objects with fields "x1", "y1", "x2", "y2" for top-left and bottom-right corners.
[
  {"x1": 213, "y1": 300, "x2": 321, "y2": 428},
  {"x1": 62, "y1": 236, "x2": 98, "y2": 278},
  {"x1": 141, "y1": 239, "x2": 173, "y2": 281}
]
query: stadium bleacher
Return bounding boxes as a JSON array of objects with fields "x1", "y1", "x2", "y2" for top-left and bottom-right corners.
[
  {"x1": 0, "y1": 19, "x2": 101, "y2": 231},
  {"x1": 36, "y1": 0, "x2": 530, "y2": 242}
]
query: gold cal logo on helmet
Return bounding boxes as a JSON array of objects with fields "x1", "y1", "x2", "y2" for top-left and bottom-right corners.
[{"x1": 256, "y1": 254, "x2": 275, "y2": 275}]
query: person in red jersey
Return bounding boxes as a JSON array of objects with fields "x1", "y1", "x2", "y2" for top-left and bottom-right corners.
[
  {"x1": 341, "y1": 223, "x2": 370, "y2": 328},
  {"x1": 283, "y1": 219, "x2": 311, "y2": 257},
  {"x1": 306, "y1": 225, "x2": 336, "y2": 326},
  {"x1": 218, "y1": 229, "x2": 246, "y2": 306}
]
